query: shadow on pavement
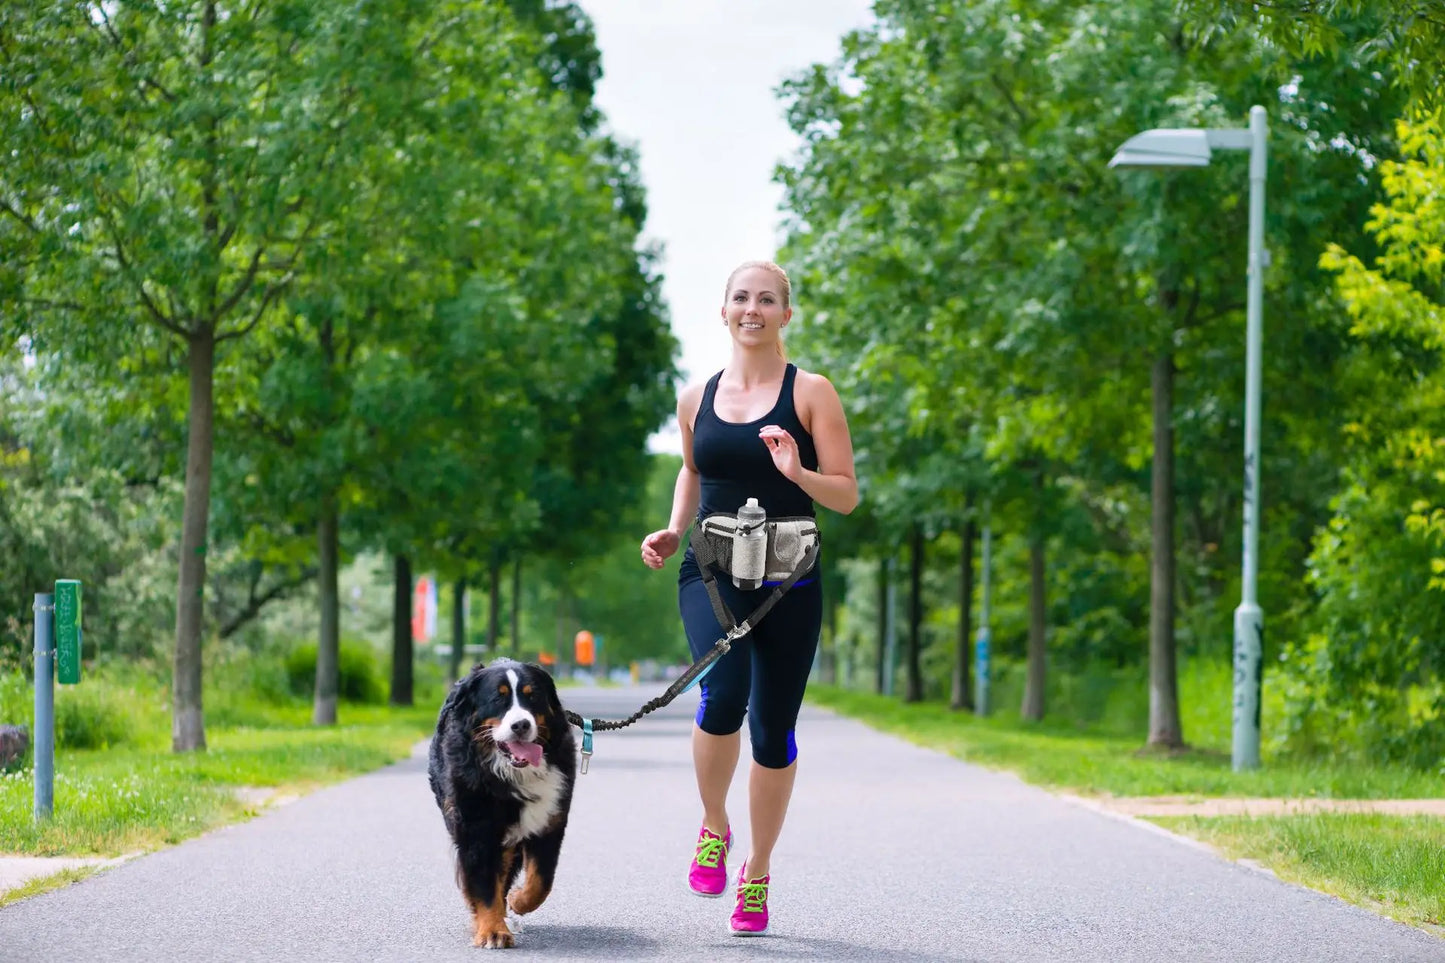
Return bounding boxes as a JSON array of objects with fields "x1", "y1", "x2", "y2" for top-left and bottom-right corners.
[
  {"x1": 518, "y1": 925, "x2": 978, "y2": 962},
  {"x1": 710, "y1": 934, "x2": 980, "y2": 962},
  {"x1": 508, "y1": 924, "x2": 664, "y2": 956}
]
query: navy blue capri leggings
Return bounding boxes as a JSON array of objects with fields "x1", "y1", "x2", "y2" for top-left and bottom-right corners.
[{"x1": 678, "y1": 550, "x2": 823, "y2": 769}]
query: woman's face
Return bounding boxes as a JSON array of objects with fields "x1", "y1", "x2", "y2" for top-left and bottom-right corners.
[{"x1": 722, "y1": 266, "x2": 791, "y2": 345}]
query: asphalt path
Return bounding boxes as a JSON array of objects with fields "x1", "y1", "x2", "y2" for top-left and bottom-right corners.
[{"x1": 0, "y1": 684, "x2": 1439, "y2": 962}]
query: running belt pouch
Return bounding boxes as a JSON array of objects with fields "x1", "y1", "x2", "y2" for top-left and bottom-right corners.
[{"x1": 695, "y1": 514, "x2": 820, "y2": 582}]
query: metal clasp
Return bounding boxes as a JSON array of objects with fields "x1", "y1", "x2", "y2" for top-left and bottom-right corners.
[
  {"x1": 720, "y1": 621, "x2": 750, "y2": 653},
  {"x1": 579, "y1": 719, "x2": 593, "y2": 775}
]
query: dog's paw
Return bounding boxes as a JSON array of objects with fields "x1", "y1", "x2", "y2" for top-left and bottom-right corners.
[
  {"x1": 507, "y1": 870, "x2": 549, "y2": 916},
  {"x1": 505, "y1": 905, "x2": 526, "y2": 934},
  {"x1": 507, "y1": 891, "x2": 538, "y2": 918},
  {"x1": 472, "y1": 924, "x2": 516, "y2": 949}
]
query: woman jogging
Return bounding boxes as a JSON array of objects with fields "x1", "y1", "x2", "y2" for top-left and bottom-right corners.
[{"x1": 639, "y1": 259, "x2": 858, "y2": 936}]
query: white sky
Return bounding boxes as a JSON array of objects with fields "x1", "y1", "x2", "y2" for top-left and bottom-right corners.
[{"x1": 578, "y1": 0, "x2": 877, "y2": 456}]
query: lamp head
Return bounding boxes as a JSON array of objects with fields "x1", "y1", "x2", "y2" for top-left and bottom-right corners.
[{"x1": 1108, "y1": 129, "x2": 1213, "y2": 169}]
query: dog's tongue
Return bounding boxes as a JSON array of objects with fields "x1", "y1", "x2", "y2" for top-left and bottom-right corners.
[{"x1": 506, "y1": 741, "x2": 543, "y2": 767}]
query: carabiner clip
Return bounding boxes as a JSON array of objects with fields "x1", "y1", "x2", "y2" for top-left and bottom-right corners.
[{"x1": 579, "y1": 718, "x2": 594, "y2": 775}]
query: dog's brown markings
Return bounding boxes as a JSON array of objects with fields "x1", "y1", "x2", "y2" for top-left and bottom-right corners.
[
  {"x1": 471, "y1": 849, "x2": 517, "y2": 948},
  {"x1": 521, "y1": 684, "x2": 534, "y2": 695},
  {"x1": 499, "y1": 684, "x2": 510, "y2": 696},
  {"x1": 471, "y1": 717, "x2": 501, "y2": 746},
  {"x1": 507, "y1": 846, "x2": 553, "y2": 916}
]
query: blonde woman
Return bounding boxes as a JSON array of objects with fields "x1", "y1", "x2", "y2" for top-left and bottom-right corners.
[{"x1": 640, "y1": 260, "x2": 858, "y2": 936}]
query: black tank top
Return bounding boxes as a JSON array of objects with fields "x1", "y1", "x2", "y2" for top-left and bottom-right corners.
[{"x1": 693, "y1": 363, "x2": 818, "y2": 519}]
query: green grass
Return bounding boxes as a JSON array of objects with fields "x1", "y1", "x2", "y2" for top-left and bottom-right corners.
[
  {"x1": 1152, "y1": 814, "x2": 1445, "y2": 934},
  {"x1": 0, "y1": 665, "x2": 443, "y2": 858},
  {"x1": 805, "y1": 684, "x2": 1443, "y2": 798},
  {"x1": 0, "y1": 866, "x2": 103, "y2": 909}
]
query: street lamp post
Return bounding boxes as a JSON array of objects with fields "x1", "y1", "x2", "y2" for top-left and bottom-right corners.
[{"x1": 1109, "y1": 106, "x2": 1268, "y2": 771}]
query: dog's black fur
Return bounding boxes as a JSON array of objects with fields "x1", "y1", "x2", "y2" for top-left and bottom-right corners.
[{"x1": 428, "y1": 659, "x2": 577, "y2": 949}]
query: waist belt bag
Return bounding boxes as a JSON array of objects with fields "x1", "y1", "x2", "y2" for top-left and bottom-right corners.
[{"x1": 694, "y1": 514, "x2": 820, "y2": 585}]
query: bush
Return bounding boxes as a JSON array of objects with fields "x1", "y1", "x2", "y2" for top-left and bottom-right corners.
[
  {"x1": 284, "y1": 639, "x2": 386, "y2": 705},
  {"x1": 1289, "y1": 471, "x2": 1445, "y2": 769},
  {"x1": 2, "y1": 671, "x2": 140, "y2": 751},
  {"x1": 208, "y1": 644, "x2": 296, "y2": 706},
  {"x1": 55, "y1": 684, "x2": 134, "y2": 749},
  {"x1": 0, "y1": 673, "x2": 27, "y2": 729}
]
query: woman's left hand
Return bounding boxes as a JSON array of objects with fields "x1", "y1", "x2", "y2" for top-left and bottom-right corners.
[{"x1": 759, "y1": 425, "x2": 803, "y2": 482}]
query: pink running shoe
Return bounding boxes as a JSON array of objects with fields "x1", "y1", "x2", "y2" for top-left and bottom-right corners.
[
  {"x1": 729, "y1": 864, "x2": 770, "y2": 936},
  {"x1": 688, "y1": 825, "x2": 732, "y2": 897}
]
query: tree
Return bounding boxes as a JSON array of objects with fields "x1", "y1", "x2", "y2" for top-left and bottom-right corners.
[
  {"x1": 1295, "y1": 113, "x2": 1445, "y2": 765},
  {"x1": 1, "y1": 1, "x2": 443, "y2": 749},
  {"x1": 776, "y1": 0, "x2": 1405, "y2": 746},
  {"x1": 1181, "y1": 0, "x2": 1445, "y2": 111},
  {"x1": 210, "y1": 0, "x2": 624, "y2": 722}
]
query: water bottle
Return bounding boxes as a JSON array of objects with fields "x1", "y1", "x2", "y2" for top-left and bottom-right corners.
[{"x1": 732, "y1": 498, "x2": 768, "y2": 590}]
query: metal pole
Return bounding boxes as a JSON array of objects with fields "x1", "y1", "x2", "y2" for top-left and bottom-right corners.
[
  {"x1": 1232, "y1": 105, "x2": 1267, "y2": 771},
  {"x1": 33, "y1": 592, "x2": 54, "y2": 821},
  {"x1": 883, "y1": 556, "x2": 897, "y2": 697},
  {"x1": 975, "y1": 510, "x2": 993, "y2": 717}
]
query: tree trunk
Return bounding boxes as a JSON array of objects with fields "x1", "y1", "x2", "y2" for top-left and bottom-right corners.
[
  {"x1": 874, "y1": 558, "x2": 888, "y2": 695},
  {"x1": 511, "y1": 557, "x2": 521, "y2": 654},
  {"x1": 1022, "y1": 503, "x2": 1047, "y2": 721},
  {"x1": 555, "y1": 590, "x2": 567, "y2": 671},
  {"x1": 905, "y1": 523, "x2": 925, "y2": 703},
  {"x1": 817, "y1": 549, "x2": 838, "y2": 684},
  {"x1": 822, "y1": 591, "x2": 839, "y2": 685},
  {"x1": 450, "y1": 576, "x2": 466, "y2": 682},
  {"x1": 1149, "y1": 350, "x2": 1184, "y2": 748},
  {"x1": 488, "y1": 559, "x2": 502, "y2": 653},
  {"x1": 951, "y1": 512, "x2": 976, "y2": 711},
  {"x1": 392, "y1": 554, "x2": 415, "y2": 701},
  {"x1": 313, "y1": 489, "x2": 340, "y2": 725},
  {"x1": 172, "y1": 328, "x2": 215, "y2": 752}
]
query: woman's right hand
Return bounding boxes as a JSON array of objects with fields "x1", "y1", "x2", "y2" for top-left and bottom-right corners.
[{"x1": 640, "y1": 529, "x2": 681, "y2": 570}]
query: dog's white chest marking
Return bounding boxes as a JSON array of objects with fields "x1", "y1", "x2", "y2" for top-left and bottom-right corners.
[{"x1": 505, "y1": 769, "x2": 566, "y2": 847}]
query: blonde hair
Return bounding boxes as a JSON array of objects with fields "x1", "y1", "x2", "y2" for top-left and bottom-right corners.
[{"x1": 725, "y1": 260, "x2": 791, "y2": 361}]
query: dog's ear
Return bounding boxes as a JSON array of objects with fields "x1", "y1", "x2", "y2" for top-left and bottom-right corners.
[
  {"x1": 527, "y1": 664, "x2": 566, "y2": 718},
  {"x1": 450, "y1": 664, "x2": 483, "y2": 700}
]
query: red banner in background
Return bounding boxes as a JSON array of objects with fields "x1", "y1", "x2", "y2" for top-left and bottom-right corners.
[{"x1": 412, "y1": 576, "x2": 436, "y2": 644}]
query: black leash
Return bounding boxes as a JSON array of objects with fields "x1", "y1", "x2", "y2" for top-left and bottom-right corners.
[{"x1": 564, "y1": 537, "x2": 819, "y2": 774}]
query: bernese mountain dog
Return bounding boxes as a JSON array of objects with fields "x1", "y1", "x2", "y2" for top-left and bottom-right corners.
[{"x1": 428, "y1": 659, "x2": 578, "y2": 948}]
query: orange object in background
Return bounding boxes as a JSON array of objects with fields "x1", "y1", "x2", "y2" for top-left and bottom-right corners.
[
  {"x1": 537, "y1": 651, "x2": 556, "y2": 667},
  {"x1": 574, "y1": 630, "x2": 595, "y2": 666}
]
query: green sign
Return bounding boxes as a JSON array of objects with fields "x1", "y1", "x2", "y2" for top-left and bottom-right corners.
[{"x1": 54, "y1": 579, "x2": 82, "y2": 685}]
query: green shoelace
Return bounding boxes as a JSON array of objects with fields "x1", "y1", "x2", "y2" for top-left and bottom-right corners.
[
  {"x1": 694, "y1": 833, "x2": 728, "y2": 868},
  {"x1": 738, "y1": 879, "x2": 769, "y2": 913}
]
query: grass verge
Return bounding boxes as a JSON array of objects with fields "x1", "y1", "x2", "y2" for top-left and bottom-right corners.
[
  {"x1": 805, "y1": 684, "x2": 1443, "y2": 798},
  {"x1": 1152, "y1": 814, "x2": 1445, "y2": 935},
  {"x1": 0, "y1": 866, "x2": 105, "y2": 909},
  {"x1": 1, "y1": 672, "x2": 442, "y2": 859}
]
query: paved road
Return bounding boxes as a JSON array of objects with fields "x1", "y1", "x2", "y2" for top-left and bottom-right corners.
[{"x1": 0, "y1": 685, "x2": 1439, "y2": 962}]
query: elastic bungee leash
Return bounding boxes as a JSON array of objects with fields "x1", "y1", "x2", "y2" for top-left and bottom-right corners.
[{"x1": 564, "y1": 537, "x2": 819, "y2": 774}]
